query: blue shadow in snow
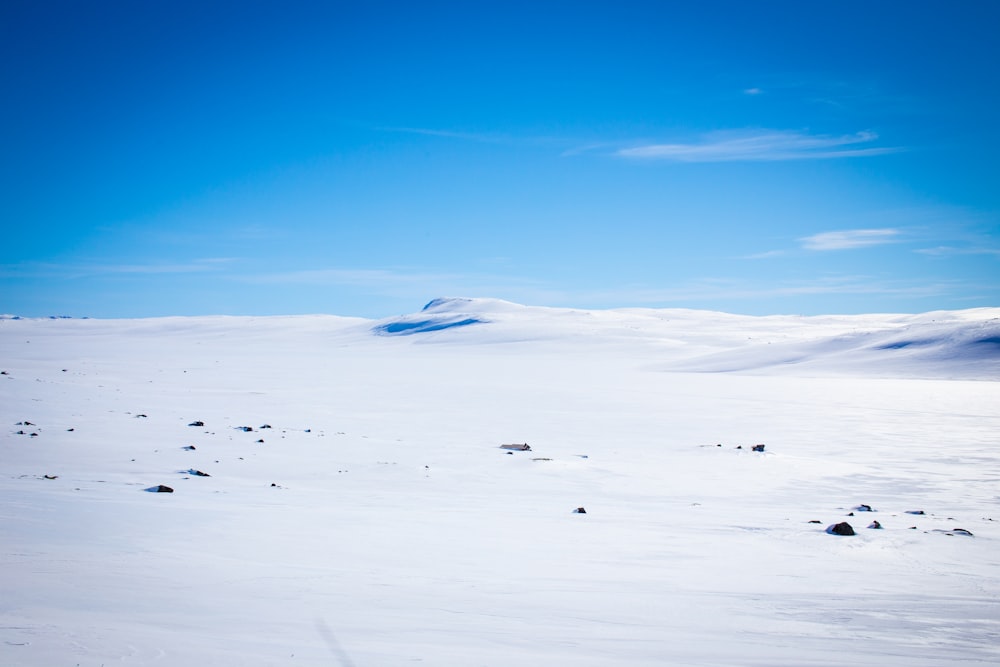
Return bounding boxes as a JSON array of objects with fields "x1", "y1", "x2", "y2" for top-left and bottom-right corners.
[{"x1": 374, "y1": 318, "x2": 485, "y2": 336}]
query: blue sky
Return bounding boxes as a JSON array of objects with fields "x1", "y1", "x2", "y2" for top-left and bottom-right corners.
[{"x1": 2, "y1": 1, "x2": 998, "y2": 318}]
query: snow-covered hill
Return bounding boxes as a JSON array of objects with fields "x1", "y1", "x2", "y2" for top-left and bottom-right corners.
[
  {"x1": 372, "y1": 297, "x2": 1000, "y2": 378},
  {"x1": 2, "y1": 300, "x2": 998, "y2": 665}
]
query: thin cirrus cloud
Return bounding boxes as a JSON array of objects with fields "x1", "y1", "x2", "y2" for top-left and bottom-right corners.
[
  {"x1": 799, "y1": 228, "x2": 902, "y2": 251},
  {"x1": 0, "y1": 259, "x2": 234, "y2": 279},
  {"x1": 916, "y1": 245, "x2": 1000, "y2": 258},
  {"x1": 616, "y1": 129, "x2": 899, "y2": 162}
]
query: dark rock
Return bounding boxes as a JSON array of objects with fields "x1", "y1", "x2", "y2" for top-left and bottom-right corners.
[
  {"x1": 135, "y1": 414, "x2": 148, "y2": 418},
  {"x1": 826, "y1": 522, "x2": 855, "y2": 536},
  {"x1": 23, "y1": 421, "x2": 34, "y2": 426},
  {"x1": 500, "y1": 443, "x2": 531, "y2": 451},
  {"x1": 905, "y1": 510, "x2": 925, "y2": 515},
  {"x1": 238, "y1": 426, "x2": 253, "y2": 432},
  {"x1": 188, "y1": 421, "x2": 205, "y2": 427},
  {"x1": 573, "y1": 507, "x2": 587, "y2": 514},
  {"x1": 182, "y1": 445, "x2": 196, "y2": 451},
  {"x1": 807, "y1": 520, "x2": 822, "y2": 524},
  {"x1": 67, "y1": 428, "x2": 74, "y2": 432},
  {"x1": 256, "y1": 439, "x2": 264, "y2": 443},
  {"x1": 736, "y1": 445, "x2": 742, "y2": 449},
  {"x1": 260, "y1": 424, "x2": 272, "y2": 429},
  {"x1": 951, "y1": 528, "x2": 974, "y2": 536},
  {"x1": 751, "y1": 444, "x2": 765, "y2": 452},
  {"x1": 855, "y1": 504, "x2": 874, "y2": 512},
  {"x1": 868, "y1": 520, "x2": 882, "y2": 529},
  {"x1": 15, "y1": 430, "x2": 25, "y2": 435},
  {"x1": 145, "y1": 485, "x2": 174, "y2": 493},
  {"x1": 43, "y1": 474, "x2": 58, "y2": 480},
  {"x1": 188, "y1": 469, "x2": 210, "y2": 477},
  {"x1": 847, "y1": 512, "x2": 854, "y2": 516}
]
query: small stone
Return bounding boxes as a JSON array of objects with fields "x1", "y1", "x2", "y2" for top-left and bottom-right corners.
[
  {"x1": 573, "y1": 507, "x2": 587, "y2": 514},
  {"x1": 43, "y1": 474, "x2": 58, "y2": 480},
  {"x1": 868, "y1": 520, "x2": 882, "y2": 529},
  {"x1": 188, "y1": 421, "x2": 205, "y2": 427},
  {"x1": 751, "y1": 444, "x2": 765, "y2": 452},
  {"x1": 146, "y1": 485, "x2": 174, "y2": 493},
  {"x1": 188, "y1": 469, "x2": 210, "y2": 477},
  {"x1": 905, "y1": 510, "x2": 925, "y2": 515},
  {"x1": 951, "y1": 528, "x2": 974, "y2": 537},
  {"x1": 855, "y1": 504, "x2": 874, "y2": 512},
  {"x1": 826, "y1": 522, "x2": 855, "y2": 536},
  {"x1": 500, "y1": 443, "x2": 531, "y2": 451},
  {"x1": 807, "y1": 520, "x2": 822, "y2": 524},
  {"x1": 182, "y1": 445, "x2": 196, "y2": 451}
]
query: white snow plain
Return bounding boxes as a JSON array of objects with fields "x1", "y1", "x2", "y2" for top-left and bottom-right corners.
[{"x1": 2, "y1": 297, "x2": 999, "y2": 666}]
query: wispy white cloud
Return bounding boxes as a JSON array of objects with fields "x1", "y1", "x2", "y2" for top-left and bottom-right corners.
[
  {"x1": 915, "y1": 245, "x2": 1000, "y2": 258},
  {"x1": 743, "y1": 87, "x2": 763, "y2": 95},
  {"x1": 799, "y1": 228, "x2": 902, "y2": 251},
  {"x1": 376, "y1": 125, "x2": 510, "y2": 144},
  {"x1": 0, "y1": 259, "x2": 235, "y2": 279},
  {"x1": 616, "y1": 129, "x2": 899, "y2": 162},
  {"x1": 242, "y1": 267, "x2": 457, "y2": 286},
  {"x1": 236, "y1": 265, "x2": 558, "y2": 304}
]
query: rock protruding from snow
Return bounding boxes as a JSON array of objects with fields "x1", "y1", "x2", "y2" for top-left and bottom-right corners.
[
  {"x1": 826, "y1": 522, "x2": 855, "y2": 536},
  {"x1": 145, "y1": 485, "x2": 174, "y2": 493}
]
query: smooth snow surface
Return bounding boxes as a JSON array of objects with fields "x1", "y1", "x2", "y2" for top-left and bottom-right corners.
[{"x1": 2, "y1": 300, "x2": 999, "y2": 666}]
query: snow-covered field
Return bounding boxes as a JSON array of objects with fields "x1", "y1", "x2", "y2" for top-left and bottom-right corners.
[{"x1": 2, "y1": 298, "x2": 999, "y2": 666}]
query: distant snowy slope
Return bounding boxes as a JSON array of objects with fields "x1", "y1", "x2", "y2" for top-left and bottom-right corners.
[{"x1": 371, "y1": 298, "x2": 1000, "y2": 378}]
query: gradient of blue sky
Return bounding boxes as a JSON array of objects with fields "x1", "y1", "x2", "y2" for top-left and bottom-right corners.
[{"x1": 2, "y1": 1, "x2": 998, "y2": 317}]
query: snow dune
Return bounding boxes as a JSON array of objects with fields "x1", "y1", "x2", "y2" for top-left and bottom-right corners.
[{"x1": 2, "y1": 299, "x2": 998, "y2": 666}]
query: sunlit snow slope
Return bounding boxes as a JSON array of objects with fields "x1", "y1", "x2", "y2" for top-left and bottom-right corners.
[{"x1": 2, "y1": 299, "x2": 998, "y2": 666}]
